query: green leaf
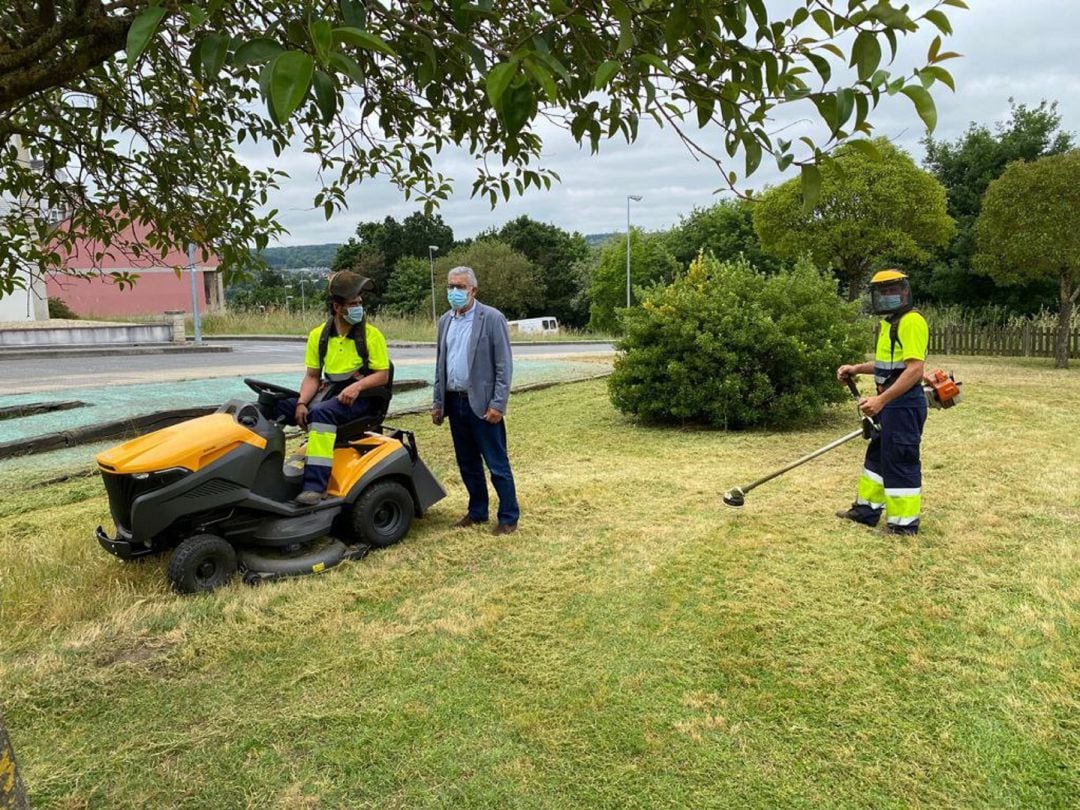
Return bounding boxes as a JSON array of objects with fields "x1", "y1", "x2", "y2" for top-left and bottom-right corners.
[
  {"x1": 850, "y1": 32, "x2": 881, "y2": 82},
  {"x1": 339, "y1": 0, "x2": 367, "y2": 28},
  {"x1": 234, "y1": 38, "x2": 285, "y2": 68},
  {"x1": 836, "y1": 88, "x2": 854, "y2": 128},
  {"x1": 844, "y1": 139, "x2": 881, "y2": 161},
  {"x1": 810, "y1": 9, "x2": 834, "y2": 36},
  {"x1": 524, "y1": 60, "x2": 558, "y2": 103},
  {"x1": 199, "y1": 33, "x2": 230, "y2": 81},
  {"x1": 901, "y1": 84, "x2": 937, "y2": 131},
  {"x1": 332, "y1": 27, "x2": 397, "y2": 57},
  {"x1": 313, "y1": 70, "x2": 336, "y2": 123},
  {"x1": 485, "y1": 61, "x2": 517, "y2": 107},
  {"x1": 594, "y1": 60, "x2": 619, "y2": 90},
  {"x1": 310, "y1": 20, "x2": 333, "y2": 61},
  {"x1": 182, "y1": 4, "x2": 207, "y2": 28},
  {"x1": 923, "y1": 9, "x2": 953, "y2": 35},
  {"x1": 328, "y1": 52, "x2": 365, "y2": 84},
  {"x1": 800, "y1": 164, "x2": 822, "y2": 211},
  {"x1": 270, "y1": 51, "x2": 315, "y2": 121},
  {"x1": 942, "y1": 0, "x2": 969, "y2": 7},
  {"x1": 806, "y1": 53, "x2": 831, "y2": 85},
  {"x1": 744, "y1": 138, "x2": 762, "y2": 176},
  {"x1": 919, "y1": 65, "x2": 956, "y2": 92},
  {"x1": 126, "y1": 6, "x2": 167, "y2": 68}
]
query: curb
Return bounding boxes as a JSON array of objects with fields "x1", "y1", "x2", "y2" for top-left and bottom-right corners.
[
  {"x1": 200, "y1": 335, "x2": 612, "y2": 347},
  {"x1": 0, "y1": 344, "x2": 231, "y2": 361}
]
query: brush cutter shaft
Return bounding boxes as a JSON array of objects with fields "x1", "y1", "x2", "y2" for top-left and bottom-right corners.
[{"x1": 737, "y1": 427, "x2": 866, "y2": 496}]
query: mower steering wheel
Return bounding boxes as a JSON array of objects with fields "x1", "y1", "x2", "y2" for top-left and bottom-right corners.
[{"x1": 244, "y1": 378, "x2": 301, "y2": 399}]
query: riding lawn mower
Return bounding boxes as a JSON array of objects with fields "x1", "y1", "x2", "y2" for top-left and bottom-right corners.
[{"x1": 95, "y1": 369, "x2": 445, "y2": 593}]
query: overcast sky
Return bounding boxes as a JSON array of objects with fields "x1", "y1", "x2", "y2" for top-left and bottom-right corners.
[{"x1": 250, "y1": 0, "x2": 1080, "y2": 246}]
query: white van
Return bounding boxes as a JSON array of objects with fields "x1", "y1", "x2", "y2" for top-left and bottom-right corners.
[{"x1": 507, "y1": 316, "x2": 560, "y2": 336}]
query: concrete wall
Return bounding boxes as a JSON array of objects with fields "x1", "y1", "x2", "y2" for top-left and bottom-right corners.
[{"x1": 0, "y1": 322, "x2": 173, "y2": 347}]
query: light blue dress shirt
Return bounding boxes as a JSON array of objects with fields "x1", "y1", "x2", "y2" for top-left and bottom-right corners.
[{"x1": 445, "y1": 305, "x2": 475, "y2": 392}]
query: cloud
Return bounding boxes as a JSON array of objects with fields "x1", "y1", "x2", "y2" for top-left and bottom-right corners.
[{"x1": 250, "y1": 1, "x2": 1079, "y2": 245}]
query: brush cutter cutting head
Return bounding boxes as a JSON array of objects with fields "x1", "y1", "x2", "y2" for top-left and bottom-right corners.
[{"x1": 722, "y1": 487, "x2": 745, "y2": 508}]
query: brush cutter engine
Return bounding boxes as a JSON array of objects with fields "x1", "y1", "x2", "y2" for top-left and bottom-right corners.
[{"x1": 922, "y1": 369, "x2": 962, "y2": 409}]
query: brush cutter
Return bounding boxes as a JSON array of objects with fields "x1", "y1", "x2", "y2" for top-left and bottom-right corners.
[
  {"x1": 722, "y1": 372, "x2": 962, "y2": 509},
  {"x1": 722, "y1": 379, "x2": 876, "y2": 508}
]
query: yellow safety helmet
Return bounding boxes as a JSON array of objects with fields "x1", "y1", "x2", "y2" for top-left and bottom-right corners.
[
  {"x1": 870, "y1": 269, "x2": 908, "y2": 285},
  {"x1": 868, "y1": 268, "x2": 911, "y2": 316}
]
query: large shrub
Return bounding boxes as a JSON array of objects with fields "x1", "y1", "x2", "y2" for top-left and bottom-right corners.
[{"x1": 609, "y1": 255, "x2": 865, "y2": 429}]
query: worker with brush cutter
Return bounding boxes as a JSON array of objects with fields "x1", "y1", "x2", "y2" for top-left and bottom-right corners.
[{"x1": 835, "y1": 269, "x2": 928, "y2": 535}]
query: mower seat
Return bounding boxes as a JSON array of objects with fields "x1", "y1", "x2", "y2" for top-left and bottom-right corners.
[{"x1": 333, "y1": 361, "x2": 395, "y2": 446}]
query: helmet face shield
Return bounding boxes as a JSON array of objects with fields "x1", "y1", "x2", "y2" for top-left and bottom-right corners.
[{"x1": 869, "y1": 277, "x2": 911, "y2": 315}]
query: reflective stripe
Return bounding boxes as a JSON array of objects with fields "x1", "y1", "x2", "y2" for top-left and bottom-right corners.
[
  {"x1": 305, "y1": 456, "x2": 334, "y2": 467},
  {"x1": 306, "y1": 427, "x2": 337, "y2": 462},
  {"x1": 862, "y1": 468, "x2": 883, "y2": 485},
  {"x1": 855, "y1": 498, "x2": 885, "y2": 509},
  {"x1": 308, "y1": 422, "x2": 336, "y2": 433},
  {"x1": 887, "y1": 515, "x2": 919, "y2": 526},
  {"x1": 884, "y1": 492, "x2": 920, "y2": 520},
  {"x1": 325, "y1": 369, "x2": 360, "y2": 382},
  {"x1": 885, "y1": 487, "x2": 921, "y2": 497},
  {"x1": 875, "y1": 360, "x2": 906, "y2": 370}
]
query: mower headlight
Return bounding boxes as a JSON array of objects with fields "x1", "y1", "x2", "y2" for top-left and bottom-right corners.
[{"x1": 132, "y1": 467, "x2": 191, "y2": 484}]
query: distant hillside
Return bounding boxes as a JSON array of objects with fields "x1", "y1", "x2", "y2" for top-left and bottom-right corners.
[
  {"x1": 585, "y1": 232, "x2": 617, "y2": 247},
  {"x1": 256, "y1": 243, "x2": 340, "y2": 269}
]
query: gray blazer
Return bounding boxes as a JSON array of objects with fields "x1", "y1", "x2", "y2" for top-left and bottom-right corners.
[{"x1": 433, "y1": 300, "x2": 513, "y2": 419}]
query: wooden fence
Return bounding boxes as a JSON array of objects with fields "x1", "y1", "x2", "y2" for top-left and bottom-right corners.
[{"x1": 922, "y1": 323, "x2": 1080, "y2": 359}]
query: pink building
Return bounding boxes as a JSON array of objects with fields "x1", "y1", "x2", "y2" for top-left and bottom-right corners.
[{"x1": 46, "y1": 219, "x2": 224, "y2": 318}]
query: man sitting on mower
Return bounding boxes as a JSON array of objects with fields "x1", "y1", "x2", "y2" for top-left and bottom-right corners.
[{"x1": 275, "y1": 271, "x2": 391, "y2": 505}]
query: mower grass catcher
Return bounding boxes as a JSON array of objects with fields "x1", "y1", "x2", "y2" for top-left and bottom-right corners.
[{"x1": 95, "y1": 373, "x2": 445, "y2": 593}]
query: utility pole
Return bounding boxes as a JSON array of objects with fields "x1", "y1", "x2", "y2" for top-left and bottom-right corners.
[
  {"x1": 626, "y1": 195, "x2": 643, "y2": 307},
  {"x1": 187, "y1": 242, "x2": 202, "y2": 345},
  {"x1": 428, "y1": 245, "x2": 440, "y2": 322}
]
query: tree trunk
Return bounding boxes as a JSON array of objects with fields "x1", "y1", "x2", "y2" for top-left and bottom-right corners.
[
  {"x1": 1055, "y1": 271, "x2": 1074, "y2": 369},
  {"x1": 0, "y1": 711, "x2": 29, "y2": 809}
]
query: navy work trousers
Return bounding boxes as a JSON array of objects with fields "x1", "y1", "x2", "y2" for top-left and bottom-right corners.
[
  {"x1": 446, "y1": 391, "x2": 519, "y2": 525},
  {"x1": 275, "y1": 395, "x2": 379, "y2": 493}
]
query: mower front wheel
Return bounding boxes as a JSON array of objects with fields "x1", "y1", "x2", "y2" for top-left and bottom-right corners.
[
  {"x1": 349, "y1": 480, "x2": 415, "y2": 548},
  {"x1": 167, "y1": 534, "x2": 238, "y2": 593}
]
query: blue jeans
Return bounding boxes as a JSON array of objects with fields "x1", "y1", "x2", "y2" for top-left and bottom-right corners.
[{"x1": 446, "y1": 391, "x2": 519, "y2": 525}]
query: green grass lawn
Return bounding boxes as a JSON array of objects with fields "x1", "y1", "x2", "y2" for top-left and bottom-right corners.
[{"x1": 1, "y1": 356, "x2": 1077, "y2": 808}]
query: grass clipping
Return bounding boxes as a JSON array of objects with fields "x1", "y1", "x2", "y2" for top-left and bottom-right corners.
[{"x1": 1, "y1": 356, "x2": 1078, "y2": 808}]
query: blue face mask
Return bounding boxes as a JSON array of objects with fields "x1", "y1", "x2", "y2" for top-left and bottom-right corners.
[
  {"x1": 877, "y1": 294, "x2": 902, "y2": 312},
  {"x1": 447, "y1": 288, "x2": 469, "y2": 310},
  {"x1": 344, "y1": 305, "x2": 364, "y2": 324}
]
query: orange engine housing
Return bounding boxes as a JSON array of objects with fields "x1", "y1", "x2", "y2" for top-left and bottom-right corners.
[{"x1": 924, "y1": 368, "x2": 962, "y2": 408}]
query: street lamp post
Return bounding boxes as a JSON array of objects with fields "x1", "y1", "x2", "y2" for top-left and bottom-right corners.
[
  {"x1": 428, "y1": 244, "x2": 440, "y2": 322},
  {"x1": 626, "y1": 195, "x2": 643, "y2": 307},
  {"x1": 298, "y1": 278, "x2": 306, "y2": 312},
  {"x1": 187, "y1": 242, "x2": 203, "y2": 345}
]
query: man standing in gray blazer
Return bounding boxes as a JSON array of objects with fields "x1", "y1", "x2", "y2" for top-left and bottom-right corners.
[{"x1": 431, "y1": 266, "x2": 520, "y2": 534}]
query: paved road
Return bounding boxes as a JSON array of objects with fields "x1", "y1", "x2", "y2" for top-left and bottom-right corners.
[{"x1": 0, "y1": 340, "x2": 614, "y2": 395}]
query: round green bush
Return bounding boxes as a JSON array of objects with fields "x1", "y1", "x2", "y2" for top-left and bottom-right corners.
[{"x1": 608, "y1": 254, "x2": 866, "y2": 429}]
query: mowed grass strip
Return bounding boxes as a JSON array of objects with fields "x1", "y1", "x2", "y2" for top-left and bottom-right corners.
[{"x1": 1, "y1": 356, "x2": 1077, "y2": 808}]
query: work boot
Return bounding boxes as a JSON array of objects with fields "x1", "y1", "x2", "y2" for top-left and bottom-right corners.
[
  {"x1": 836, "y1": 503, "x2": 880, "y2": 527},
  {"x1": 294, "y1": 490, "x2": 324, "y2": 506}
]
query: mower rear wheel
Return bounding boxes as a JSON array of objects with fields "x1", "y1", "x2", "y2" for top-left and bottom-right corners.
[
  {"x1": 167, "y1": 534, "x2": 238, "y2": 593},
  {"x1": 349, "y1": 480, "x2": 414, "y2": 548}
]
